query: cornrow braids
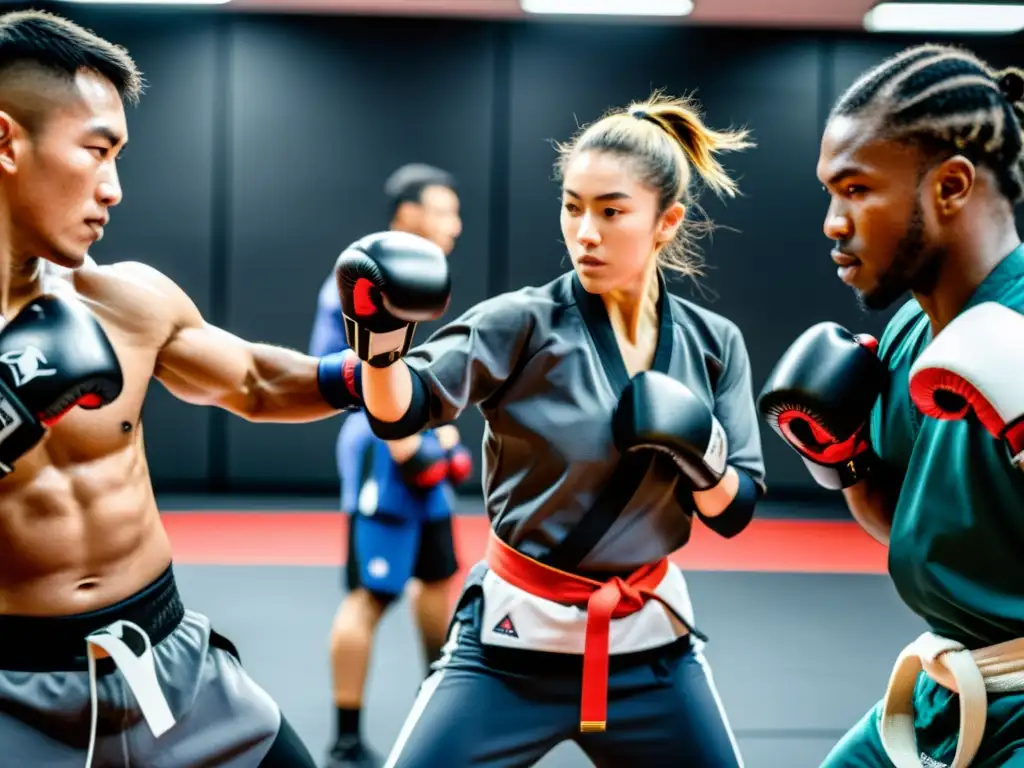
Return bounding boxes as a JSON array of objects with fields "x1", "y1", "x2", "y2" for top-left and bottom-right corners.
[{"x1": 831, "y1": 44, "x2": 1024, "y2": 204}]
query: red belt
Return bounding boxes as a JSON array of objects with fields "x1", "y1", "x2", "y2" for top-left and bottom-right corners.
[{"x1": 485, "y1": 530, "x2": 672, "y2": 733}]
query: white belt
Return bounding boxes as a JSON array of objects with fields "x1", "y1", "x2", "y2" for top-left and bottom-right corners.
[
  {"x1": 880, "y1": 632, "x2": 1024, "y2": 768},
  {"x1": 83, "y1": 619, "x2": 176, "y2": 768}
]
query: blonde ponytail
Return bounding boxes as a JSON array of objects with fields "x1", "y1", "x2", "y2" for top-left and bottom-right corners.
[{"x1": 629, "y1": 93, "x2": 753, "y2": 199}]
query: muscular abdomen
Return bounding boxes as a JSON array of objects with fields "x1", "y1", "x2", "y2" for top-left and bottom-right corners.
[{"x1": 0, "y1": 433, "x2": 171, "y2": 616}]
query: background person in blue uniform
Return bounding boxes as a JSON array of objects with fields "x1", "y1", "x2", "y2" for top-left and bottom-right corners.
[
  {"x1": 309, "y1": 164, "x2": 467, "y2": 768},
  {"x1": 759, "y1": 44, "x2": 1024, "y2": 768}
]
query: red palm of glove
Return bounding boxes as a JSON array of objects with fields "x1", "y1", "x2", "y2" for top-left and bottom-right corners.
[
  {"x1": 775, "y1": 334, "x2": 879, "y2": 466},
  {"x1": 40, "y1": 393, "x2": 103, "y2": 427},
  {"x1": 775, "y1": 409, "x2": 872, "y2": 465},
  {"x1": 908, "y1": 302, "x2": 1024, "y2": 467},
  {"x1": 911, "y1": 368, "x2": 1024, "y2": 462}
]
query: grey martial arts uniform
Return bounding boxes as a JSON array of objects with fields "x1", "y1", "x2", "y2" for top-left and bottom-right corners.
[
  {"x1": 0, "y1": 565, "x2": 316, "y2": 767},
  {"x1": 368, "y1": 270, "x2": 766, "y2": 768}
]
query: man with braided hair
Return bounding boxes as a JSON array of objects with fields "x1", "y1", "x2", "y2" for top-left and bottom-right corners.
[{"x1": 757, "y1": 43, "x2": 1024, "y2": 768}]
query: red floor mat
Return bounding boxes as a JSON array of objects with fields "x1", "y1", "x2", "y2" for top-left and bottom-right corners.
[{"x1": 162, "y1": 513, "x2": 887, "y2": 575}]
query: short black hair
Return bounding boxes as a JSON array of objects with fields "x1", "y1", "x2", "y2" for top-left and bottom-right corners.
[
  {"x1": 0, "y1": 10, "x2": 143, "y2": 113},
  {"x1": 831, "y1": 43, "x2": 1024, "y2": 204},
  {"x1": 384, "y1": 163, "x2": 456, "y2": 213}
]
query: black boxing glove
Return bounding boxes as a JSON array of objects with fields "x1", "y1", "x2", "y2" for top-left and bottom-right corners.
[
  {"x1": 612, "y1": 370, "x2": 728, "y2": 492},
  {"x1": 758, "y1": 322, "x2": 887, "y2": 490},
  {"x1": 335, "y1": 231, "x2": 451, "y2": 368},
  {"x1": 0, "y1": 295, "x2": 123, "y2": 476}
]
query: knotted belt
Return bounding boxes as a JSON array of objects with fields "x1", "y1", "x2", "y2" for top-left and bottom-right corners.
[
  {"x1": 485, "y1": 530, "x2": 682, "y2": 732},
  {"x1": 880, "y1": 631, "x2": 1024, "y2": 768}
]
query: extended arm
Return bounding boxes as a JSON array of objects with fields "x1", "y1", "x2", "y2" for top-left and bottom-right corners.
[
  {"x1": 144, "y1": 265, "x2": 352, "y2": 422},
  {"x1": 308, "y1": 266, "x2": 445, "y2": 469},
  {"x1": 335, "y1": 231, "x2": 534, "y2": 440},
  {"x1": 360, "y1": 296, "x2": 533, "y2": 439}
]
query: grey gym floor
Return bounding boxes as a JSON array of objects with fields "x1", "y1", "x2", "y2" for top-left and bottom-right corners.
[{"x1": 160, "y1": 494, "x2": 926, "y2": 768}]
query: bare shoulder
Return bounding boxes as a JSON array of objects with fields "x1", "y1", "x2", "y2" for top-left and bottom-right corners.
[
  {"x1": 69, "y1": 259, "x2": 202, "y2": 341},
  {"x1": 74, "y1": 259, "x2": 187, "y2": 302}
]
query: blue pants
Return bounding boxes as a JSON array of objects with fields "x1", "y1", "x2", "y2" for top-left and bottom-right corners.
[{"x1": 382, "y1": 589, "x2": 743, "y2": 767}]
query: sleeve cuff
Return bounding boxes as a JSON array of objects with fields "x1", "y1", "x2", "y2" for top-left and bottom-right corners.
[
  {"x1": 365, "y1": 367, "x2": 432, "y2": 440},
  {"x1": 697, "y1": 467, "x2": 758, "y2": 539}
]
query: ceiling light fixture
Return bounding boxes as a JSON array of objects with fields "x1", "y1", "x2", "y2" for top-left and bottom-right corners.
[
  {"x1": 520, "y1": 0, "x2": 694, "y2": 17},
  {"x1": 59, "y1": 0, "x2": 232, "y2": 6},
  {"x1": 864, "y1": 2, "x2": 1024, "y2": 33}
]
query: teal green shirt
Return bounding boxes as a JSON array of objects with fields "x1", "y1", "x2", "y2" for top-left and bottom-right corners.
[{"x1": 872, "y1": 245, "x2": 1024, "y2": 649}]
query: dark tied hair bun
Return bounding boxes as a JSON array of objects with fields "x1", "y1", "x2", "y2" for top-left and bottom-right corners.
[{"x1": 997, "y1": 68, "x2": 1024, "y2": 104}]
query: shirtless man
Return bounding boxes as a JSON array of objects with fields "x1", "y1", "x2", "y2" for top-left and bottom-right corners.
[{"x1": 0, "y1": 11, "x2": 362, "y2": 766}]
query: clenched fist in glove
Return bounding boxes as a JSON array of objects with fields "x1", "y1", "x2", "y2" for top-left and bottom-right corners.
[
  {"x1": 0, "y1": 295, "x2": 122, "y2": 476},
  {"x1": 335, "y1": 231, "x2": 451, "y2": 368},
  {"x1": 758, "y1": 322, "x2": 888, "y2": 490},
  {"x1": 613, "y1": 370, "x2": 728, "y2": 491},
  {"x1": 910, "y1": 302, "x2": 1024, "y2": 468}
]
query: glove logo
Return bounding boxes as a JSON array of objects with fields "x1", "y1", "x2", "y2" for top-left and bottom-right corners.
[{"x1": 1, "y1": 347, "x2": 56, "y2": 388}]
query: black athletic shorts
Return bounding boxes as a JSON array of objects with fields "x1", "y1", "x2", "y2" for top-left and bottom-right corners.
[{"x1": 345, "y1": 513, "x2": 459, "y2": 593}]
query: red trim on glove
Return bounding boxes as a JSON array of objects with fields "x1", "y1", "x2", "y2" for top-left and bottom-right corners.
[
  {"x1": 1006, "y1": 420, "x2": 1024, "y2": 459},
  {"x1": 353, "y1": 278, "x2": 377, "y2": 317},
  {"x1": 777, "y1": 410, "x2": 868, "y2": 465},
  {"x1": 853, "y1": 334, "x2": 879, "y2": 354},
  {"x1": 912, "y1": 367, "x2": 1024, "y2": 459},
  {"x1": 40, "y1": 393, "x2": 104, "y2": 426},
  {"x1": 77, "y1": 393, "x2": 103, "y2": 409},
  {"x1": 911, "y1": 367, "x2": 991, "y2": 425}
]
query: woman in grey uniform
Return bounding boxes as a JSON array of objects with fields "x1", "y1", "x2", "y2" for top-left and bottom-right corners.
[{"x1": 325, "y1": 91, "x2": 766, "y2": 767}]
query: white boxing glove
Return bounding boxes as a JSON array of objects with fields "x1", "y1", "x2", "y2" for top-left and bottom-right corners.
[{"x1": 909, "y1": 301, "x2": 1024, "y2": 467}]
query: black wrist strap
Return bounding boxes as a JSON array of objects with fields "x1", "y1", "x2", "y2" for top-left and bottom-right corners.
[{"x1": 836, "y1": 450, "x2": 879, "y2": 489}]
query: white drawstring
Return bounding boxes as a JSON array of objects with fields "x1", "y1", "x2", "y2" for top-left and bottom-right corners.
[{"x1": 82, "y1": 619, "x2": 177, "y2": 768}]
